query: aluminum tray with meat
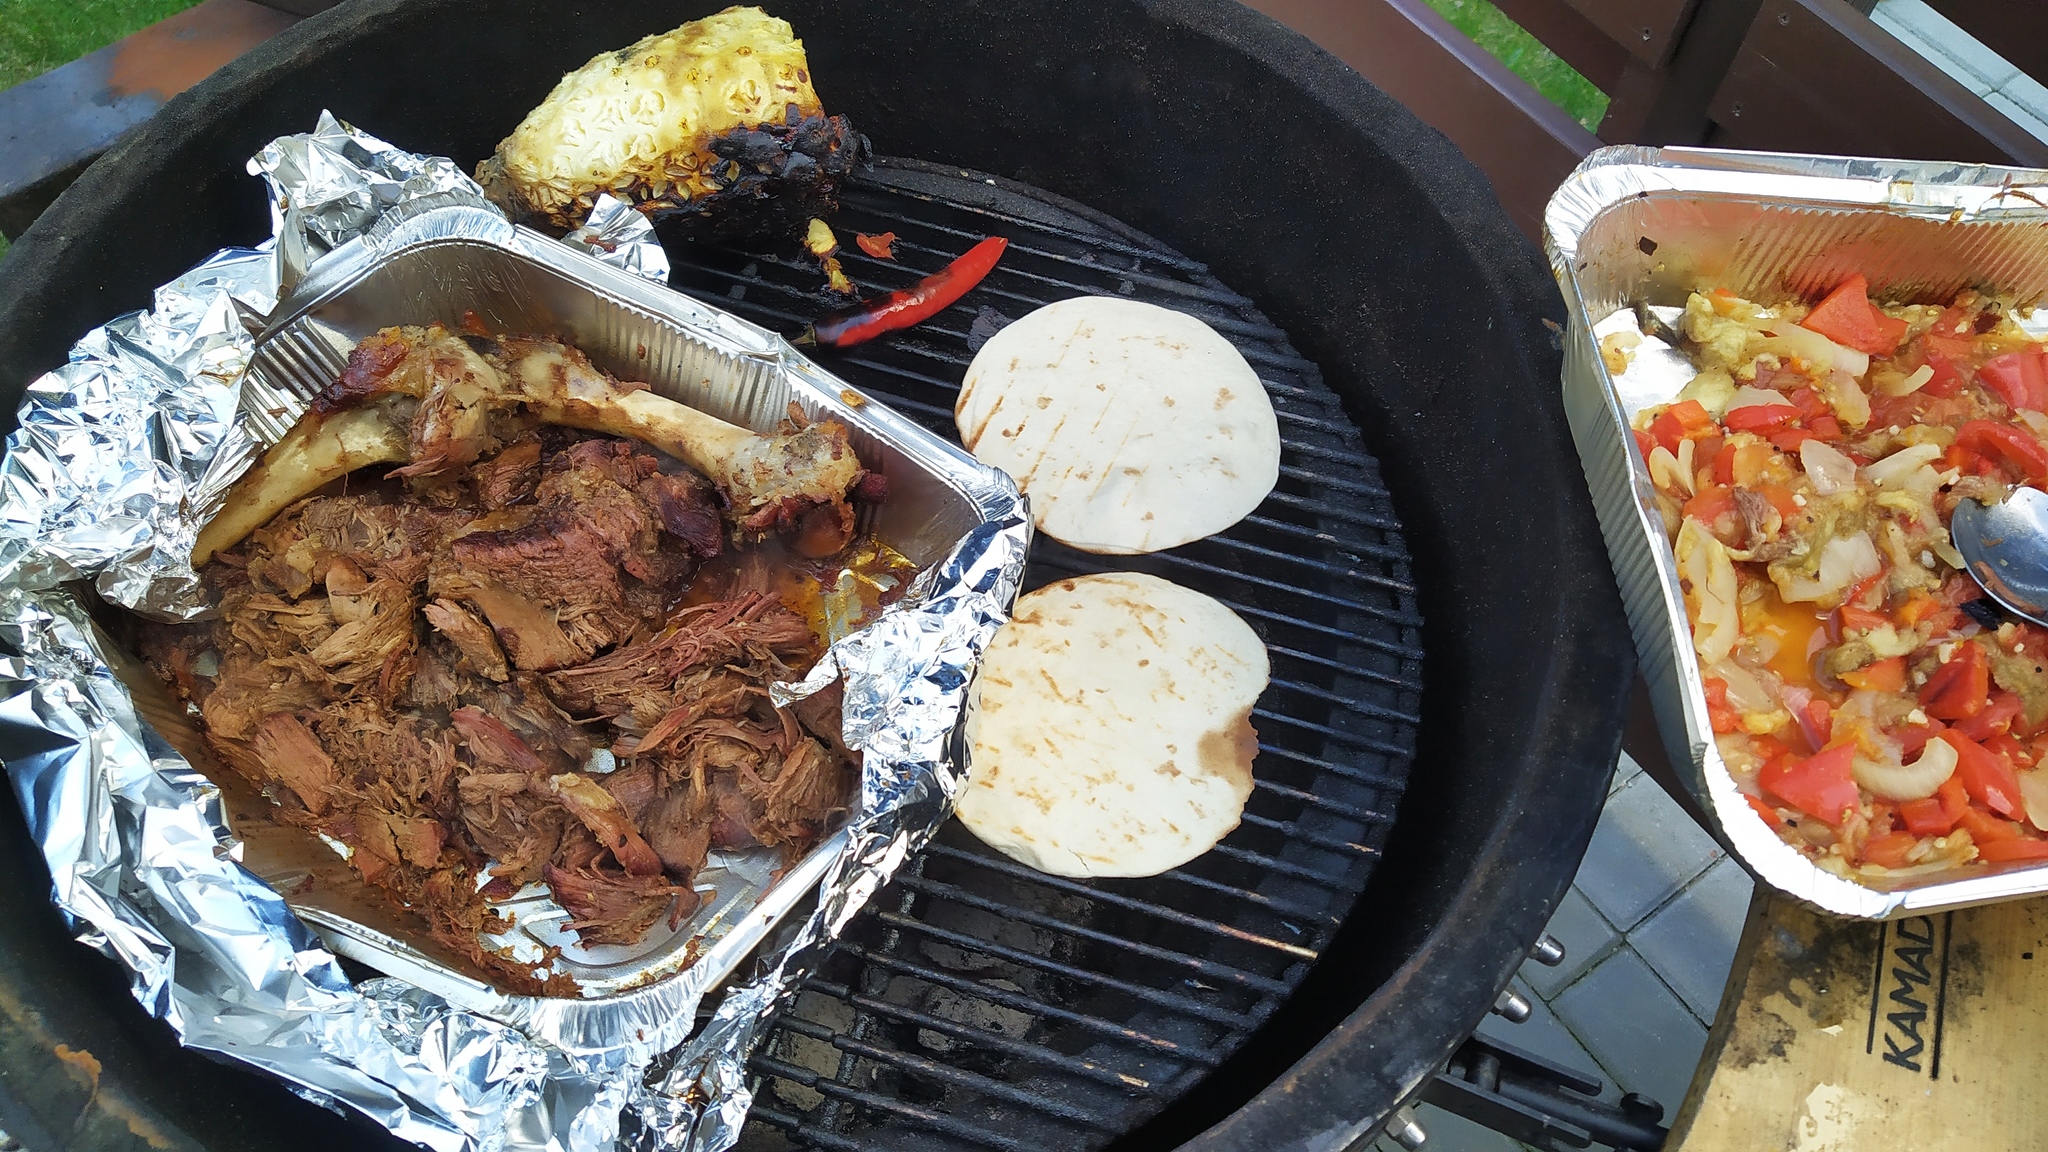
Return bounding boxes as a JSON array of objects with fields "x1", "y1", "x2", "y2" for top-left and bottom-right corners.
[{"x1": 116, "y1": 200, "x2": 1014, "y2": 1048}]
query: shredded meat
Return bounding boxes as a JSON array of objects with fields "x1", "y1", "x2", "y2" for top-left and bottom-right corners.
[{"x1": 141, "y1": 391, "x2": 860, "y2": 993}]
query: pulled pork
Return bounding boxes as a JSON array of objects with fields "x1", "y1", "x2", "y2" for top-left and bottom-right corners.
[{"x1": 145, "y1": 427, "x2": 855, "y2": 993}]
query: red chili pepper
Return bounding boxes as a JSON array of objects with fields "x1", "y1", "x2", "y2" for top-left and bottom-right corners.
[{"x1": 805, "y1": 236, "x2": 1008, "y2": 348}]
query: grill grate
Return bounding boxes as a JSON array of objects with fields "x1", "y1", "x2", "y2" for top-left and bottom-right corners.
[{"x1": 657, "y1": 158, "x2": 1424, "y2": 1152}]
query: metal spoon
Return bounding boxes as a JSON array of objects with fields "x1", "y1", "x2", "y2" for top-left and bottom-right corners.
[{"x1": 1950, "y1": 488, "x2": 2048, "y2": 626}]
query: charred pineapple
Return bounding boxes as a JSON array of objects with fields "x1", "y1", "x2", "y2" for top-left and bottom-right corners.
[{"x1": 475, "y1": 7, "x2": 867, "y2": 241}]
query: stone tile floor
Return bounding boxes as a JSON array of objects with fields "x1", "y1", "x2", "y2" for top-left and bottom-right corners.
[
  {"x1": 1371, "y1": 753, "x2": 1756, "y2": 1152},
  {"x1": 1872, "y1": 0, "x2": 2048, "y2": 145}
]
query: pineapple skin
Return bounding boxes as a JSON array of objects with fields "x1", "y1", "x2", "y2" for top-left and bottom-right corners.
[{"x1": 477, "y1": 6, "x2": 868, "y2": 241}]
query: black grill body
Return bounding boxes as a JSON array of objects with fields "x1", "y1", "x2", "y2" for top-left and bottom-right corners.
[{"x1": 0, "y1": 3, "x2": 1634, "y2": 1151}]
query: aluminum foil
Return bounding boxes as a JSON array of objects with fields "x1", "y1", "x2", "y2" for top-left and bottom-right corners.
[
  {"x1": 1546, "y1": 145, "x2": 2048, "y2": 918},
  {"x1": 0, "y1": 112, "x2": 1027, "y2": 1152},
  {"x1": 564, "y1": 194, "x2": 673, "y2": 285}
]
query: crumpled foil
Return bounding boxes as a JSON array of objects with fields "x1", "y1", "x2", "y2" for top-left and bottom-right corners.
[
  {"x1": 564, "y1": 194, "x2": 672, "y2": 285},
  {"x1": 0, "y1": 113, "x2": 1025, "y2": 1151}
]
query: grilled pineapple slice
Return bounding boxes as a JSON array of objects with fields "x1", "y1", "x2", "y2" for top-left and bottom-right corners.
[{"x1": 476, "y1": 6, "x2": 866, "y2": 240}]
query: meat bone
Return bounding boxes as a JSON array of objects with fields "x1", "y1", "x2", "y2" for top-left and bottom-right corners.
[{"x1": 193, "y1": 327, "x2": 862, "y2": 565}]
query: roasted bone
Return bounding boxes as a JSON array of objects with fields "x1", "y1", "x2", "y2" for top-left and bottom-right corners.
[{"x1": 193, "y1": 325, "x2": 863, "y2": 563}]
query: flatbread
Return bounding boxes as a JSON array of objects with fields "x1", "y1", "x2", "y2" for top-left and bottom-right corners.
[
  {"x1": 956, "y1": 297, "x2": 1280, "y2": 554},
  {"x1": 958, "y1": 572, "x2": 1266, "y2": 878}
]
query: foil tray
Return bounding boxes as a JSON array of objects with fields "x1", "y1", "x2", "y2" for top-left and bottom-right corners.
[
  {"x1": 1546, "y1": 145, "x2": 2048, "y2": 919},
  {"x1": 126, "y1": 200, "x2": 1016, "y2": 1055}
]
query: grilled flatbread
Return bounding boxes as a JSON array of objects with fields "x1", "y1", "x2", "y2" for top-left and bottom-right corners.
[
  {"x1": 958, "y1": 572, "x2": 1266, "y2": 878},
  {"x1": 956, "y1": 296, "x2": 1280, "y2": 554}
]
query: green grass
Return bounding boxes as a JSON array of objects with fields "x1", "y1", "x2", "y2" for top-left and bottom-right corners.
[
  {"x1": 0, "y1": 0, "x2": 205, "y2": 260},
  {"x1": 1422, "y1": 0, "x2": 1609, "y2": 132},
  {"x1": 0, "y1": 0, "x2": 203, "y2": 92}
]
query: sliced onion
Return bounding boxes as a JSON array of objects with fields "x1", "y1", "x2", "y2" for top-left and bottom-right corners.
[
  {"x1": 1780, "y1": 683, "x2": 1828, "y2": 749},
  {"x1": 1824, "y1": 369, "x2": 1872, "y2": 429},
  {"x1": 1708, "y1": 658, "x2": 1779, "y2": 714},
  {"x1": 1766, "y1": 319, "x2": 1871, "y2": 378},
  {"x1": 2023, "y1": 769, "x2": 2048, "y2": 833},
  {"x1": 1800, "y1": 439, "x2": 1859, "y2": 495},
  {"x1": 1879, "y1": 364, "x2": 1935, "y2": 398},
  {"x1": 1678, "y1": 517, "x2": 1740, "y2": 664},
  {"x1": 1726, "y1": 385, "x2": 1793, "y2": 413},
  {"x1": 1863, "y1": 443, "x2": 1943, "y2": 489},
  {"x1": 1776, "y1": 531, "x2": 1883, "y2": 603},
  {"x1": 1853, "y1": 735, "x2": 1955, "y2": 801}
]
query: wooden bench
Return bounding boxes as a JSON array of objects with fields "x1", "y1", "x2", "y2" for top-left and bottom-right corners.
[{"x1": 0, "y1": 0, "x2": 329, "y2": 239}]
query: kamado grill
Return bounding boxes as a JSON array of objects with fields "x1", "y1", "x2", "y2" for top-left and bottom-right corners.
[{"x1": 0, "y1": 2, "x2": 1634, "y2": 1151}]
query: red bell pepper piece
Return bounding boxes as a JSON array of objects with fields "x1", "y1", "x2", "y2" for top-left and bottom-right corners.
[
  {"x1": 1861, "y1": 831, "x2": 1920, "y2": 868},
  {"x1": 1957, "y1": 805, "x2": 2024, "y2": 845},
  {"x1": 1976, "y1": 838, "x2": 2048, "y2": 863},
  {"x1": 1841, "y1": 656, "x2": 1906, "y2": 692},
  {"x1": 1978, "y1": 348, "x2": 2048, "y2": 413},
  {"x1": 1942, "y1": 731, "x2": 2028, "y2": 822},
  {"x1": 1898, "y1": 795, "x2": 1956, "y2": 837},
  {"x1": 806, "y1": 235, "x2": 1008, "y2": 348},
  {"x1": 1746, "y1": 793, "x2": 1784, "y2": 828},
  {"x1": 1703, "y1": 678, "x2": 1741, "y2": 734},
  {"x1": 1921, "y1": 641, "x2": 1990, "y2": 720},
  {"x1": 1954, "y1": 691, "x2": 2025, "y2": 742},
  {"x1": 1955, "y1": 420, "x2": 2048, "y2": 484},
  {"x1": 1723, "y1": 404, "x2": 1802, "y2": 432},
  {"x1": 1631, "y1": 428, "x2": 1656, "y2": 459},
  {"x1": 1801, "y1": 274, "x2": 1908, "y2": 356},
  {"x1": 1759, "y1": 744, "x2": 1861, "y2": 826}
]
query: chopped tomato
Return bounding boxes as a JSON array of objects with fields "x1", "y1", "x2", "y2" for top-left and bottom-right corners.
[
  {"x1": 1648, "y1": 410, "x2": 1686, "y2": 453},
  {"x1": 1914, "y1": 334, "x2": 1975, "y2": 398},
  {"x1": 1957, "y1": 805, "x2": 2024, "y2": 845},
  {"x1": 1796, "y1": 696, "x2": 1834, "y2": 750},
  {"x1": 1683, "y1": 485, "x2": 1743, "y2": 543},
  {"x1": 1801, "y1": 274, "x2": 1908, "y2": 356},
  {"x1": 1724, "y1": 404, "x2": 1802, "y2": 432},
  {"x1": 1894, "y1": 716, "x2": 1944, "y2": 757},
  {"x1": 1759, "y1": 744, "x2": 1861, "y2": 826},
  {"x1": 1896, "y1": 593, "x2": 1942, "y2": 627},
  {"x1": 1837, "y1": 605, "x2": 1890, "y2": 635},
  {"x1": 1956, "y1": 420, "x2": 2048, "y2": 483},
  {"x1": 1939, "y1": 773, "x2": 1970, "y2": 824},
  {"x1": 1898, "y1": 795, "x2": 1957, "y2": 837},
  {"x1": 1768, "y1": 429, "x2": 1820, "y2": 452},
  {"x1": 1976, "y1": 839, "x2": 2048, "y2": 863},
  {"x1": 1988, "y1": 730, "x2": 2035, "y2": 770},
  {"x1": 1943, "y1": 442, "x2": 1999, "y2": 477},
  {"x1": 1703, "y1": 678, "x2": 1741, "y2": 735},
  {"x1": 1861, "y1": 831, "x2": 1921, "y2": 868},
  {"x1": 1808, "y1": 415, "x2": 1844, "y2": 440},
  {"x1": 1787, "y1": 386, "x2": 1833, "y2": 422},
  {"x1": 1978, "y1": 348, "x2": 2048, "y2": 413},
  {"x1": 1943, "y1": 731, "x2": 2028, "y2": 821},
  {"x1": 1667, "y1": 399, "x2": 1714, "y2": 432},
  {"x1": 1632, "y1": 428, "x2": 1656, "y2": 459},
  {"x1": 1841, "y1": 656, "x2": 1906, "y2": 692},
  {"x1": 1718, "y1": 441, "x2": 1774, "y2": 487},
  {"x1": 1747, "y1": 794, "x2": 1784, "y2": 827},
  {"x1": 1757, "y1": 483, "x2": 1802, "y2": 523},
  {"x1": 1953, "y1": 691, "x2": 2024, "y2": 742},
  {"x1": 1921, "y1": 642, "x2": 1990, "y2": 720},
  {"x1": 1846, "y1": 570, "x2": 1887, "y2": 611}
]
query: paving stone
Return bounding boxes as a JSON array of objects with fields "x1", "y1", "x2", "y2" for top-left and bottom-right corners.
[
  {"x1": 1629, "y1": 857, "x2": 1756, "y2": 1024},
  {"x1": 1872, "y1": 0, "x2": 2020, "y2": 90},
  {"x1": 1553, "y1": 946, "x2": 1708, "y2": 1116},
  {"x1": 1573, "y1": 774, "x2": 1722, "y2": 931},
  {"x1": 2000, "y1": 73, "x2": 2048, "y2": 126},
  {"x1": 1986, "y1": 92, "x2": 2048, "y2": 147},
  {"x1": 1520, "y1": 886, "x2": 1618, "y2": 999},
  {"x1": 1609, "y1": 751, "x2": 1644, "y2": 797}
]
